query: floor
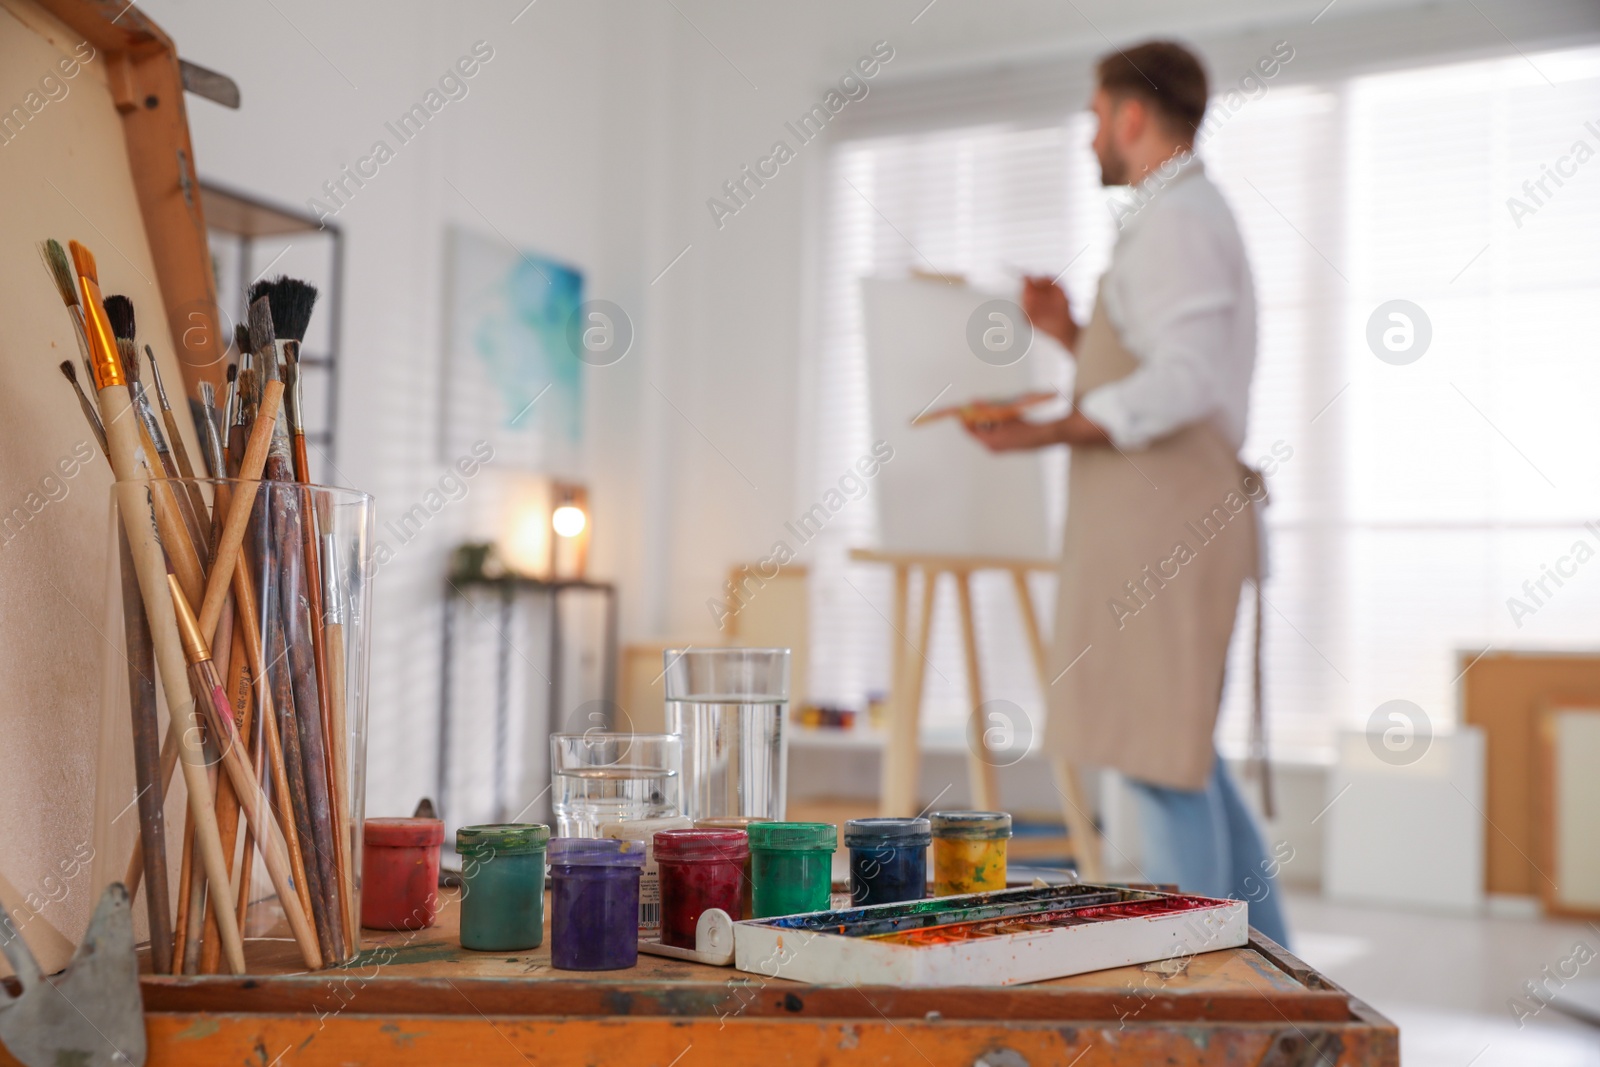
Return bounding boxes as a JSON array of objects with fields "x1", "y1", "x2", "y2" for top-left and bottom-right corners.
[{"x1": 1286, "y1": 892, "x2": 1600, "y2": 1066}]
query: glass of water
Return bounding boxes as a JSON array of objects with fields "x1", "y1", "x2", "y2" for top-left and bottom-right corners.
[
  {"x1": 662, "y1": 648, "x2": 790, "y2": 823},
  {"x1": 550, "y1": 733, "x2": 682, "y2": 837}
]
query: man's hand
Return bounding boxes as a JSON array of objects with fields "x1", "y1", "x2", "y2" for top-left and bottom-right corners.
[
  {"x1": 1021, "y1": 276, "x2": 1079, "y2": 351},
  {"x1": 964, "y1": 416, "x2": 1057, "y2": 453},
  {"x1": 962, "y1": 410, "x2": 1112, "y2": 452}
]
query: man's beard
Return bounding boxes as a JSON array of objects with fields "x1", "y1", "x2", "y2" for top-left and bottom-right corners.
[{"x1": 1097, "y1": 145, "x2": 1128, "y2": 187}]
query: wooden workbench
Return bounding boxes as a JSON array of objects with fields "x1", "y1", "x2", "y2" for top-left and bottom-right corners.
[{"x1": 63, "y1": 889, "x2": 1399, "y2": 1066}]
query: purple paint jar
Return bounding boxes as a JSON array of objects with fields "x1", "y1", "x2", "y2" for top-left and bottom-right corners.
[{"x1": 548, "y1": 837, "x2": 647, "y2": 971}]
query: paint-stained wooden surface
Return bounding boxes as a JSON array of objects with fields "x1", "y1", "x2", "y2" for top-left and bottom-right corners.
[{"x1": 0, "y1": 888, "x2": 1399, "y2": 1066}]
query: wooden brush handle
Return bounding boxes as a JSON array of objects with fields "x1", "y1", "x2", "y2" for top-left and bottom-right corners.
[
  {"x1": 98, "y1": 382, "x2": 246, "y2": 975},
  {"x1": 189, "y1": 653, "x2": 323, "y2": 970},
  {"x1": 197, "y1": 381, "x2": 283, "y2": 641},
  {"x1": 115, "y1": 524, "x2": 172, "y2": 973}
]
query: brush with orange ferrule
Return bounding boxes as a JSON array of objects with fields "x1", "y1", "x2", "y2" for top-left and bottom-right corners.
[
  {"x1": 71, "y1": 238, "x2": 249, "y2": 975},
  {"x1": 167, "y1": 573, "x2": 323, "y2": 970}
]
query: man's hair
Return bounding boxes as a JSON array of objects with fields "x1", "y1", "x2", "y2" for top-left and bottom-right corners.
[{"x1": 1096, "y1": 41, "x2": 1209, "y2": 141}]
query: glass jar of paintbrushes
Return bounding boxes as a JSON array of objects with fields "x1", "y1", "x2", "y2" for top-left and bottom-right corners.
[{"x1": 90, "y1": 477, "x2": 374, "y2": 976}]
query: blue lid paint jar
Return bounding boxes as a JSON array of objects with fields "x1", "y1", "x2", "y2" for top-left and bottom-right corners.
[
  {"x1": 548, "y1": 837, "x2": 648, "y2": 970},
  {"x1": 844, "y1": 817, "x2": 931, "y2": 906},
  {"x1": 455, "y1": 824, "x2": 549, "y2": 952}
]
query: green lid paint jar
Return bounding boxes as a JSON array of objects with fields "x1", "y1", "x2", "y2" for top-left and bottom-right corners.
[
  {"x1": 455, "y1": 823, "x2": 550, "y2": 951},
  {"x1": 747, "y1": 822, "x2": 837, "y2": 918},
  {"x1": 930, "y1": 811, "x2": 1012, "y2": 896}
]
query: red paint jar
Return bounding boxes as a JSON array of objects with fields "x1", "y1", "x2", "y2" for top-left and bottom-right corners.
[
  {"x1": 654, "y1": 829, "x2": 748, "y2": 949},
  {"x1": 362, "y1": 817, "x2": 444, "y2": 930}
]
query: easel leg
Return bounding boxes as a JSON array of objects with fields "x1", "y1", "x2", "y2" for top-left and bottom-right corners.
[
  {"x1": 1012, "y1": 569, "x2": 1105, "y2": 881},
  {"x1": 882, "y1": 566, "x2": 934, "y2": 817},
  {"x1": 956, "y1": 572, "x2": 999, "y2": 811},
  {"x1": 1050, "y1": 757, "x2": 1103, "y2": 881}
]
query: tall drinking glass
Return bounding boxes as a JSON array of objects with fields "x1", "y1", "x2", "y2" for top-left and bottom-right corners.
[
  {"x1": 662, "y1": 648, "x2": 790, "y2": 822},
  {"x1": 550, "y1": 733, "x2": 682, "y2": 837}
]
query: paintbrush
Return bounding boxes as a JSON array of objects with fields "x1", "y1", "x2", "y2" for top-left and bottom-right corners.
[
  {"x1": 106, "y1": 296, "x2": 211, "y2": 563},
  {"x1": 198, "y1": 381, "x2": 225, "y2": 482},
  {"x1": 57, "y1": 361, "x2": 107, "y2": 456},
  {"x1": 258, "y1": 277, "x2": 349, "y2": 952},
  {"x1": 167, "y1": 574, "x2": 323, "y2": 972},
  {"x1": 146, "y1": 341, "x2": 212, "y2": 523},
  {"x1": 249, "y1": 294, "x2": 346, "y2": 962},
  {"x1": 52, "y1": 347, "x2": 172, "y2": 973},
  {"x1": 320, "y1": 524, "x2": 358, "y2": 948},
  {"x1": 69, "y1": 238, "x2": 247, "y2": 975},
  {"x1": 39, "y1": 239, "x2": 91, "y2": 381}
]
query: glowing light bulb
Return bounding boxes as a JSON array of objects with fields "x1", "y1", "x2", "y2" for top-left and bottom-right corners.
[{"x1": 552, "y1": 504, "x2": 587, "y2": 538}]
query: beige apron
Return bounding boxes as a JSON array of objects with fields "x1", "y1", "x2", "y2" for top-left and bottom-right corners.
[{"x1": 1046, "y1": 291, "x2": 1261, "y2": 792}]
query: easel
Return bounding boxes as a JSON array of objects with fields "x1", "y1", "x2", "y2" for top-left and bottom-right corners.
[{"x1": 851, "y1": 548, "x2": 1104, "y2": 880}]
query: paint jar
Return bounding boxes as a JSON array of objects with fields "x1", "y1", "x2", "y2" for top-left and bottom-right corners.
[
  {"x1": 930, "y1": 811, "x2": 1012, "y2": 896},
  {"x1": 844, "y1": 817, "x2": 931, "y2": 906},
  {"x1": 663, "y1": 648, "x2": 790, "y2": 821},
  {"x1": 654, "y1": 829, "x2": 749, "y2": 949},
  {"x1": 361, "y1": 817, "x2": 444, "y2": 930},
  {"x1": 694, "y1": 817, "x2": 770, "y2": 920},
  {"x1": 601, "y1": 815, "x2": 693, "y2": 935},
  {"x1": 454, "y1": 823, "x2": 549, "y2": 951},
  {"x1": 548, "y1": 837, "x2": 647, "y2": 970},
  {"x1": 747, "y1": 822, "x2": 837, "y2": 918}
]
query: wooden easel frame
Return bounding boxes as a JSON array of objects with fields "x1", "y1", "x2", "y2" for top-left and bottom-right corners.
[{"x1": 852, "y1": 548, "x2": 1104, "y2": 879}]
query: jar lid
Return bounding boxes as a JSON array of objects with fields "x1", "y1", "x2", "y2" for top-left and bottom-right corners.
[
  {"x1": 930, "y1": 811, "x2": 1013, "y2": 840},
  {"x1": 365, "y1": 817, "x2": 444, "y2": 847},
  {"x1": 653, "y1": 828, "x2": 750, "y2": 863},
  {"x1": 601, "y1": 816, "x2": 694, "y2": 842},
  {"x1": 548, "y1": 837, "x2": 647, "y2": 867},
  {"x1": 693, "y1": 816, "x2": 772, "y2": 830},
  {"x1": 843, "y1": 817, "x2": 931, "y2": 848},
  {"x1": 455, "y1": 823, "x2": 551, "y2": 857},
  {"x1": 746, "y1": 822, "x2": 838, "y2": 852}
]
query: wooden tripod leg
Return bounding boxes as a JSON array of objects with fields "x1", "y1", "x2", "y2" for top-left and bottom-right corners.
[
  {"x1": 955, "y1": 571, "x2": 998, "y2": 811},
  {"x1": 1011, "y1": 567, "x2": 1106, "y2": 881},
  {"x1": 883, "y1": 566, "x2": 936, "y2": 817}
]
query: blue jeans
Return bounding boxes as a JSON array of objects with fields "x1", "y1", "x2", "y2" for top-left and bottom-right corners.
[{"x1": 1125, "y1": 756, "x2": 1292, "y2": 948}]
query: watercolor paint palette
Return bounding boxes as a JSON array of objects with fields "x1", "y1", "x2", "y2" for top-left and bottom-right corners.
[{"x1": 731, "y1": 883, "x2": 1249, "y2": 987}]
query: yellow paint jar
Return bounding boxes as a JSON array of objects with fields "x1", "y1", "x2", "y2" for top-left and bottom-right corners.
[{"x1": 930, "y1": 811, "x2": 1013, "y2": 896}]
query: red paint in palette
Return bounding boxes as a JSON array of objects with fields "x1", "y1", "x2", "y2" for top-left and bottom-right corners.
[{"x1": 870, "y1": 894, "x2": 1219, "y2": 946}]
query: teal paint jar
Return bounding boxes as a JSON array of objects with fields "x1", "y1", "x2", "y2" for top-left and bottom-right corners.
[
  {"x1": 455, "y1": 823, "x2": 550, "y2": 951},
  {"x1": 747, "y1": 822, "x2": 837, "y2": 918}
]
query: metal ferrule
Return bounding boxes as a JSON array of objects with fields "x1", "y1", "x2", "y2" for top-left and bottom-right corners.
[
  {"x1": 280, "y1": 340, "x2": 305, "y2": 435},
  {"x1": 166, "y1": 573, "x2": 209, "y2": 665},
  {"x1": 321, "y1": 533, "x2": 343, "y2": 624},
  {"x1": 78, "y1": 276, "x2": 123, "y2": 389}
]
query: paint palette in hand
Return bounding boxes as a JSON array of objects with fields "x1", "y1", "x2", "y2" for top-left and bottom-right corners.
[{"x1": 732, "y1": 884, "x2": 1249, "y2": 987}]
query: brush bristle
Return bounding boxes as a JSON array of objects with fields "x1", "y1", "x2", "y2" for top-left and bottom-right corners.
[
  {"x1": 226, "y1": 363, "x2": 238, "y2": 384},
  {"x1": 119, "y1": 339, "x2": 141, "y2": 384},
  {"x1": 60, "y1": 359, "x2": 78, "y2": 382},
  {"x1": 41, "y1": 240, "x2": 78, "y2": 306},
  {"x1": 265, "y1": 277, "x2": 319, "y2": 343},
  {"x1": 247, "y1": 296, "x2": 276, "y2": 373},
  {"x1": 201, "y1": 381, "x2": 216, "y2": 407},
  {"x1": 233, "y1": 323, "x2": 251, "y2": 357},
  {"x1": 104, "y1": 294, "x2": 136, "y2": 341},
  {"x1": 68, "y1": 240, "x2": 97, "y2": 285}
]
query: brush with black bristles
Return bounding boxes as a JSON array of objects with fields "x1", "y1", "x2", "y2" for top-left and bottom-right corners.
[
  {"x1": 254, "y1": 277, "x2": 348, "y2": 952},
  {"x1": 108, "y1": 295, "x2": 210, "y2": 560},
  {"x1": 39, "y1": 238, "x2": 91, "y2": 378},
  {"x1": 249, "y1": 292, "x2": 345, "y2": 963},
  {"x1": 58, "y1": 360, "x2": 108, "y2": 457}
]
